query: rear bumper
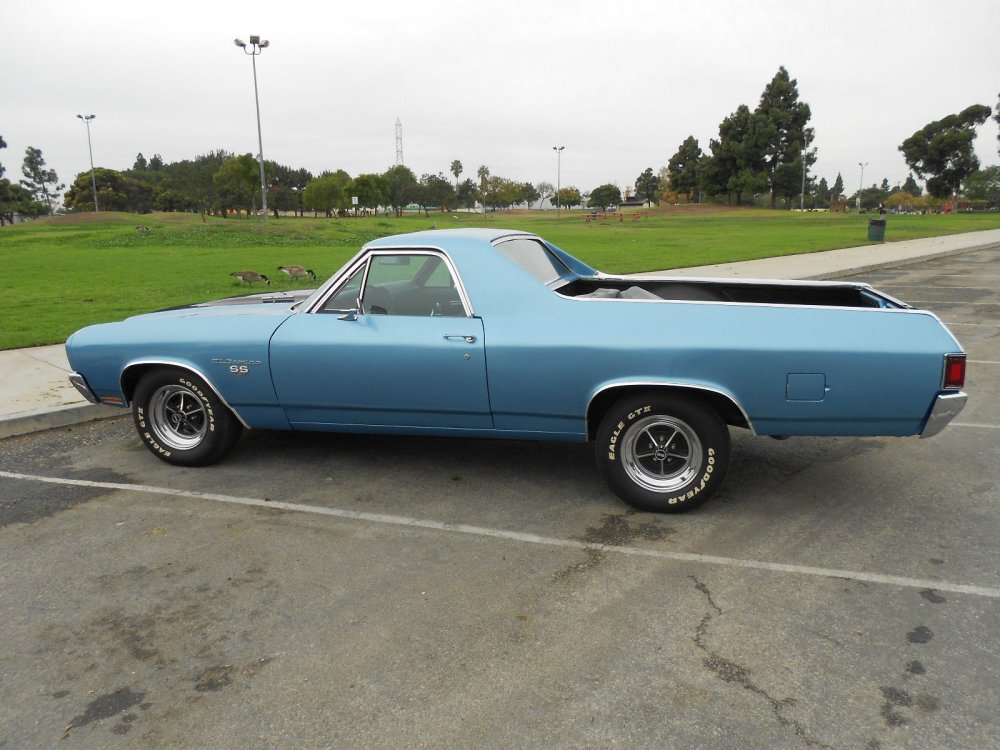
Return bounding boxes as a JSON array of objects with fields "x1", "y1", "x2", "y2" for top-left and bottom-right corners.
[
  {"x1": 68, "y1": 372, "x2": 101, "y2": 405},
  {"x1": 920, "y1": 392, "x2": 967, "y2": 438}
]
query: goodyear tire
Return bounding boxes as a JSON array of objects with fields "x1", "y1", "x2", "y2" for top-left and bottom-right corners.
[
  {"x1": 132, "y1": 367, "x2": 242, "y2": 466},
  {"x1": 595, "y1": 393, "x2": 730, "y2": 513}
]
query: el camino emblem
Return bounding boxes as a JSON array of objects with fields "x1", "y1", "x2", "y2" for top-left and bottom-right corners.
[{"x1": 212, "y1": 358, "x2": 261, "y2": 376}]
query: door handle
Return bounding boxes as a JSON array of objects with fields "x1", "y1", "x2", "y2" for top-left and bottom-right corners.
[{"x1": 444, "y1": 334, "x2": 477, "y2": 344}]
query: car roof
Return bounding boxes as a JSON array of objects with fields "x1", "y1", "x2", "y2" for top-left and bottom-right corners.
[{"x1": 365, "y1": 227, "x2": 535, "y2": 251}]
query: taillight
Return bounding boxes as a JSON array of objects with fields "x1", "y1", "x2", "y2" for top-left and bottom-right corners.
[{"x1": 943, "y1": 354, "x2": 966, "y2": 389}]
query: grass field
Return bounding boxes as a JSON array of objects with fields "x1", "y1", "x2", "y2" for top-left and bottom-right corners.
[{"x1": 2, "y1": 207, "x2": 999, "y2": 350}]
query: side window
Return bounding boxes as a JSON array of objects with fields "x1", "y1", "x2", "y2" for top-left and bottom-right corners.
[
  {"x1": 321, "y1": 264, "x2": 366, "y2": 312},
  {"x1": 362, "y1": 253, "x2": 465, "y2": 317}
]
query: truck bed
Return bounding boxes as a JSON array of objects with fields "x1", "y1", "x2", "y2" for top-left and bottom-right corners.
[{"x1": 557, "y1": 277, "x2": 909, "y2": 309}]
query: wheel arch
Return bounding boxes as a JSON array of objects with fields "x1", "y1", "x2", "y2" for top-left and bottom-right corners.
[
  {"x1": 121, "y1": 359, "x2": 250, "y2": 429},
  {"x1": 586, "y1": 382, "x2": 753, "y2": 440}
]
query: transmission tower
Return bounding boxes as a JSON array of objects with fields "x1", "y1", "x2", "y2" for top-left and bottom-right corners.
[{"x1": 395, "y1": 118, "x2": 404, "y2": 166}]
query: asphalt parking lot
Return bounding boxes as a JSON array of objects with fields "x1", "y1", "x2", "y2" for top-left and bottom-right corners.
[{"x1": 2, "y1": 246, "x2": 998, "y2": 749}]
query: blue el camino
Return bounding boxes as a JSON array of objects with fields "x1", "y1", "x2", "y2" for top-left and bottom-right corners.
[{"x1": 66, "y1": 228, "x2": 967, "y2": 512}]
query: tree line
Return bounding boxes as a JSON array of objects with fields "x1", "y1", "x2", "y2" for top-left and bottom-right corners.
[
  {"x1": 663, "y1": 72, "x2": 998, "y2": 210},
  {"x1": 2, "y1": 83, "x2": 998, "y2": 224}
]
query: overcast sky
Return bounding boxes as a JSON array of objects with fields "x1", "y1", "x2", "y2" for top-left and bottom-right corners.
[{"x1": 3, "y1": 0, "x2": 998, "y2": 199}]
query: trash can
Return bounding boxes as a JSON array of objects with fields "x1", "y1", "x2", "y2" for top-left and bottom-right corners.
[{"x1": 868, "y1": 219, "x2": 887, "y2": 242}]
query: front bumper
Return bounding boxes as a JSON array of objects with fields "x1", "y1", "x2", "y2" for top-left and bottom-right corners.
[
  {"x1": 68, "y1": 372, "x2": 101, "y2": 405},
  {"x1": 920, "y1": 391, "x2": 967, "y2": 438}
]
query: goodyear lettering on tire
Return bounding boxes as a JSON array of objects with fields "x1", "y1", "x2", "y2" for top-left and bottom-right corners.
[{"x1": 665, "y1": 448, "x2": 715, "y2": 505}]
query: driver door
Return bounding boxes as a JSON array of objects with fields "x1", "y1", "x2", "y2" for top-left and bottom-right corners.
[{"x1": 269, "y1": 251, "x2": 493, "y2": 431}]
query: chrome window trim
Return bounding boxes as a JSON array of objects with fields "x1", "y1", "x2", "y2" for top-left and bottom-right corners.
[
  {"x1": 586, "y1": 380, "x2": 756, "y2": 436},
  {"x1": 120, "y1": 358, "x2": 252, "y2": 429},
  {"x1": 305, "y1": 245, "x2": 475, "y2": 317}
]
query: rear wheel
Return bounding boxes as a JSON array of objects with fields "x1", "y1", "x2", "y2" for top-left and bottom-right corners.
[
  {"x1": 132, "y1": 367, "x2": 242, "y2": 466},
  {"x1": 595, "y1": 393, "x2": 730, "y2": 512}
]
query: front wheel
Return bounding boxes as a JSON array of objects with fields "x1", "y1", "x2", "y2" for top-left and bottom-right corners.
[
  {"x1": 132, "y1": 367, "x2": 242, "y2": 466},
  {"x1": 595, "y1": 394, "x2": 730, "y2": 512}
]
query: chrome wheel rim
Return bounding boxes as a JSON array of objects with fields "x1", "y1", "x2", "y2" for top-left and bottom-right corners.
[
  {"x1": 621, "y1": 415, "x2": 703, "y2": 493},
  {"x1": 148, "y1": 384, "x2": 207, "y2": 450}
]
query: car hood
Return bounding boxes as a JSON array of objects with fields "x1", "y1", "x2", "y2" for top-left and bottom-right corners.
[{"x1": 156, "y1": 288, "x2": 314, "y2": 313}]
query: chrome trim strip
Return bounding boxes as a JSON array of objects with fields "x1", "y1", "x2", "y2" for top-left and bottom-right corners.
[
  {"x1": 69, "y1": 372, "x2": 101, "y2": 404},
  {"x1": 586, "y1": 380, "x2": 756, "y2": 436},
  {"x1": 920, "y1": 391, "x2": 967, "y2": 438},
  {"x1": 306, "y1": 245, "x2": 476, "y2": 318},
  {"x1": 119, "y1": 359, "x2": 252, "y2": 430}
]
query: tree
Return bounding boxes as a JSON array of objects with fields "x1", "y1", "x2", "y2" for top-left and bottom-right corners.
[
  {"x1": 133, "y1": 153, "x2": 148, "y2": 171},
  {"x1": 479, "y1": 175, "x2": 521, "y2": 211},
  {"x1": 885, "y1": 192, "x2": 922, "y2": 210},
  {"x1": 0, "y1": 134, "x2": 6, "y2": 178},
  {"x1": 965, "y1": 166, "x2": 1000, "y2": 203},
  {"x1": 813, "y1": 177, "x2": 830, "y2": 207},
  {"x1": 1, "y1": 179, "x2": 44, "y2": 225},
  {"x1": 667, "y1": 137, "x2": 702, "y2": 202},
  {"x1": 553, "y1": 186, "x2": 582, "y2": 209},
  {"x1": 588, "y1": 183, "x2": 622, "y2": 210},
  {"x1": 899, "y1": 104, "x2": 992, "y2": 198},
  {"x1": 303, "y1": 170, "x2": 350, "y2": 217},
  {"x1": 831, "y1": 172, "x2": 845, "y2": 200},
  {"x1": 634, "y1": 167, "x2": 661, "y2": 206},
  {"x1": 213, "y1": 154, "x2": 261, "y2": 215},
  {"x1": 417, "y1": 172, "x2": 455, "y2": 214},
  {"x1": 701, "y1": 105, "x2": 769, "y2": 204},
  {"x1": 20, "y1": 147, "x2": 64, "y2": 213},
  {"x1": 902, "y1": 175, "x2": 921, "y2": 197},
  {"x1": 63, "y1": 168, "x2": 154, "y2": 213},
  {"x1": 348, "y1": 173, "x2": 388, "y2": 214},
  {"x1": 450, "y1": 160, "x2": 463, "y2": 189},
  {"x1": 383, "y1": 164, "x2": 418, "y2": 216},
  {"x1": 456, "y1": 178, "x2": 477, "y2": 210},
  {"x1": 756, "y1": 66, "x2": 814, "y2": 208},
  {"x1": 148, "y1": 154, "x2": 164, "y2": 171},
  {"x1": 535, "y1": 181, "x2": 554, "y2": 208},
  {"x1": 995, "y1": 92, "x2": 999, "y2": 156},
  {"x1": 521, "y1": 182, "x2": 541, "y2": 209}
]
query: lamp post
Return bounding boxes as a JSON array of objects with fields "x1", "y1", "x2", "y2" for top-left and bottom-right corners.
[
  {"x1": 552, "y1": 145, "x2": 564, "y2": 217},
  {"x1": 76, "y1": 114, "x2": 98, "y2": 212},
  {"x1": 799, "y1": 134, "x2": 810, "y2": 211},
  {"x1": 857, "y1": 161, "x2": 868, "y2": 212},
  {"x1": 234, "y1": 35, "x2": 270, "y2": 222}
]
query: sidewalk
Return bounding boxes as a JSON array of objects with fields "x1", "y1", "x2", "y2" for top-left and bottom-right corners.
[{"x1": 2, "y1": 228, "x2": 999, "y2": 440}]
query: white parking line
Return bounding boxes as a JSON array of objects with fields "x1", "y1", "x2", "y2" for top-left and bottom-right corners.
[{"x1": 3, "y1": 469, "x2": 999, "y2": 600}]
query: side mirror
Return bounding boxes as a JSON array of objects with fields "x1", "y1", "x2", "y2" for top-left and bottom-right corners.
[{"x1": 338, "y1": 295, "x2": 363, "y2": 321}]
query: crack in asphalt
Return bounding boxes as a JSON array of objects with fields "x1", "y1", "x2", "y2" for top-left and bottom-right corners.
[{"x1": 690, "y1": 576, "x2": 834, "y2": 750}]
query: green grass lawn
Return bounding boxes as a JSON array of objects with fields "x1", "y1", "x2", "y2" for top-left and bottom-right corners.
[{"x1": 1, "y1": 207, "x2": 998, "y2": 350}]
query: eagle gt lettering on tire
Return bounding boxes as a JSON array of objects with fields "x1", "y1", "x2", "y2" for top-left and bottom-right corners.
[
  {"x1": 132, "y1": 367, "x2": 242, "y2": 466},
  {"x1": 595, "y1": 393, "x2": 730, "y2": 512}
]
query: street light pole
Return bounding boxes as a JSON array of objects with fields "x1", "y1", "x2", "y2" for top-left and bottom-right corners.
[
  {"x1": 552, "y1": 146, "x2": 564, "y2": 217},
  {"x1": 76, "y1": 114, "x2": 98, "y2": 212},
  {"x1": 857, "y1": 161, "x2": 868, "y2": 212},
  {"x1": 799, "y1": 135, "x2": 810, "y2": 211},
  {"x1": 235, "y1": 35, "x2": 270, "y2": 223}
]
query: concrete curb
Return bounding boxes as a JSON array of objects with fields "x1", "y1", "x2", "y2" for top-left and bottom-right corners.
[
  {"x1": 801, "y1": 238, "x2": 1000, "y2": 280},
  {"x1": 0, "y1": 403, "x2": 125, "y2": 440}
]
